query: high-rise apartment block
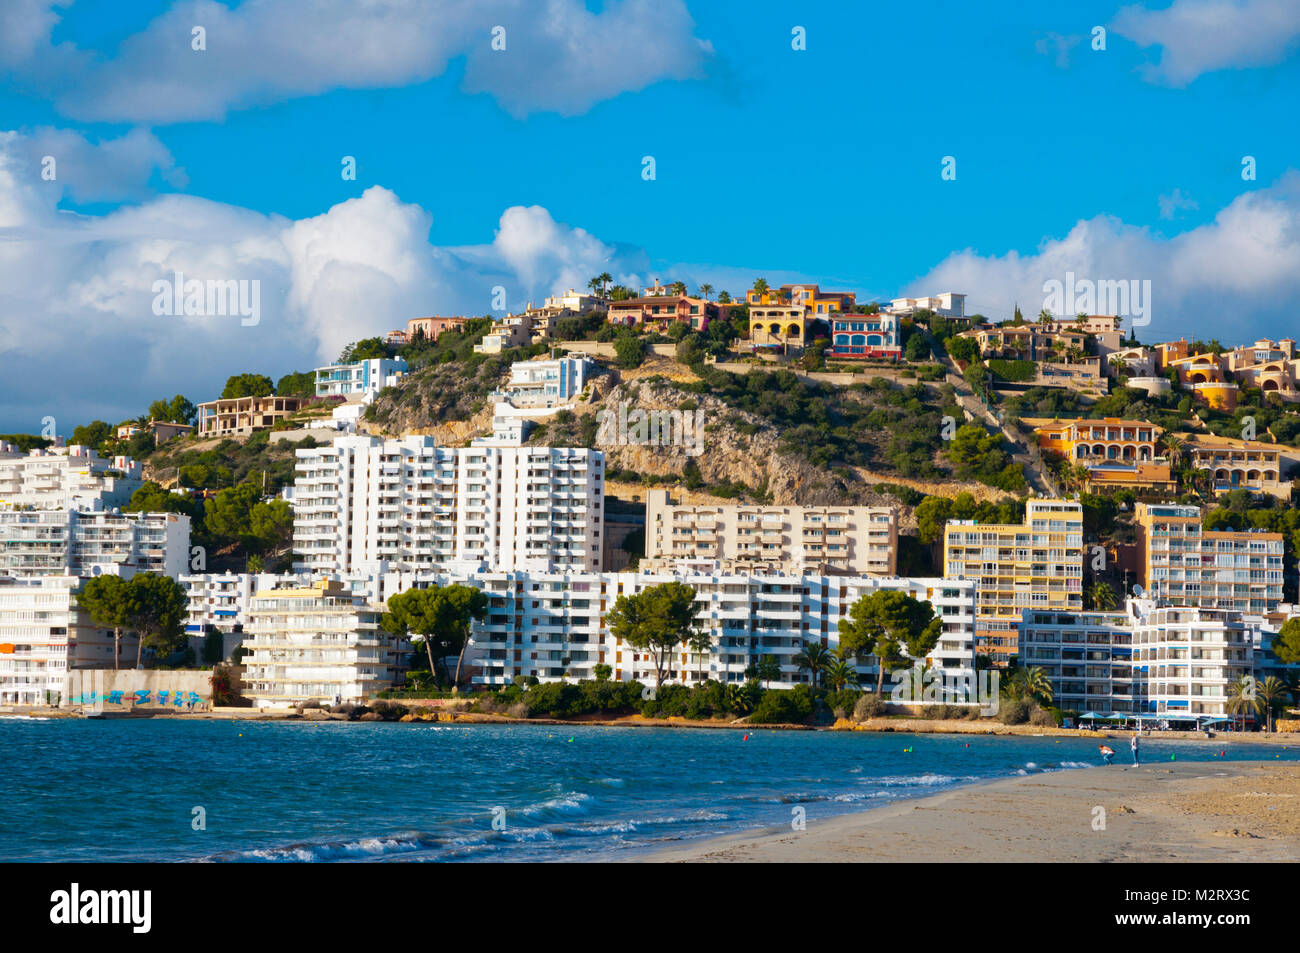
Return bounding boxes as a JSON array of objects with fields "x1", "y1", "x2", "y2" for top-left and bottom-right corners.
[
  {"x1": 943, "y1": 499, "x2": 1084, "y2": 665},
  {"x1": 292, "y1": 434, "x2": 604, "y2": 576}
]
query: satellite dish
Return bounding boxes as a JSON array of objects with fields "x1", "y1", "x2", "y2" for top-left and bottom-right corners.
[
  {"x1": 1131, "y1": 584, "x2": 1144, "y2": 597},
  {"x1": 91, "y1": 566, "x2": 102, "y2": 576}
]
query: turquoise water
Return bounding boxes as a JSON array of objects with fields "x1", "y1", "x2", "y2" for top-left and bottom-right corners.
[{"x1": 2, "y1": 718, "x2": 1295, "y2": 862}]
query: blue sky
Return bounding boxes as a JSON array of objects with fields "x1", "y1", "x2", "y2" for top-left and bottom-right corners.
[{"x1": 2, "y1": 0, "x2": 1300, "y2": 431}]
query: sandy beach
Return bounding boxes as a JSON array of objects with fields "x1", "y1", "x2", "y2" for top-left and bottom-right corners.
[{"x1": 649, "y1": 761, "x2": 1300, "y2": 862}]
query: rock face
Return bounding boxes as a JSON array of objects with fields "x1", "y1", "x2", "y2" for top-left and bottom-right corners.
[{"x1": 593, "y1": 378, "x2": 859, "y2": 506}]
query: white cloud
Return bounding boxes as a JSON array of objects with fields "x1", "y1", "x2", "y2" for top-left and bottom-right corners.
[
  {"x1": 907, "y1": 172, "x2": 1300, "y2": 342},
  {"x1": 36, "y1": 0, "x2": 710, "y2": 123},
  {"x1": 0, "y1": 129, "x2": 660, "y2": 431},
  {"x1": 7, "y1": 127, "x2": 185, "y2": 205},
  {"x1": 1111, "y1": 0, "x2": 1300, "y2": 86},
  {"x1": 1157, "y1": 187, "x2": 1199, "y2": 220},
  {"x1": 1034, "y1": 32, "x2": 1082, "y2": 69}
]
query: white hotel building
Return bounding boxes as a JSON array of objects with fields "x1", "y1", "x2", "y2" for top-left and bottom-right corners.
[
  {"x1": 0, "y1": 576, "x2": 130, "y2": 706},
  {"x1": 180, "y1": 569, "x2": 976, "y2": 702},
  {"x1": 1019, "y1": 600, "x2": 1300, "y2": 720},
  {"x1": 241, "y1": 579, "x2": 410, "y2": 708},
  {"x1": 0, "y1": 509, "x2": 191, "y2": 579},
  {"x1": 292, "y1": 434, "x2": 604, "y2": 576},
  {"x1": 470, "y1": 571, "x2": 976, "y2": 691},
  {"x1": 0, "y1": 443, "x2": 143, "y2": 511}
]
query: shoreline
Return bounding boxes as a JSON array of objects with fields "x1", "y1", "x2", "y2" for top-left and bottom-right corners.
[
  {"x1": 645, "y1": 760, "x2": 1300, "y2": 862},
  {"x1": 5, "y1": 707, "x2": 1297, "y2": 744}
]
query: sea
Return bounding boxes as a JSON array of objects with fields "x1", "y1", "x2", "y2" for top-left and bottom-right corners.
[{"x1": 2, "y1": 717, "x2": 1294, "y2": 862}]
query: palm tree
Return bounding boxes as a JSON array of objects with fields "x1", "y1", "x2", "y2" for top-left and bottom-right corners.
[
  {"x1": 1003, "y1": 666, "x2": 1054, "y2": 706},
  {"x1": 688, "y1": 631, "x2": 712, "y2": 684},
  {"x1": 1227, "y1": 677, "x2": 1264, "y2": 731},
  {"x1": 1087, "y1": 580, "x2": 1118, "y2": 611},
  {"x1": 822, "y1": 655, "x2": 861, "y2": 692},
  {"x1": 1108, "y1": 354, "x2": 1127, "y2": 379},
  {"x1": 698, "y1": 283, "x2": 713, "y2": 302},
  {"x1": 1256, "y1": 676, "x2": 1289, "y2": 732},
  {"x1": 793, "y1": 640, "x2": 832, "y2": 689},
  {"x1": 1038, "y1": 308, "x2": 1053, "y2": 326},
  {"x1": 751, "y1": 277, "x2": 769, "y2": 298},
  {"x1": 724, "y1": 683, "x2": 754, "y2": 715}
]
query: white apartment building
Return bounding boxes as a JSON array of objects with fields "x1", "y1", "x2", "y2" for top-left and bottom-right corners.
[
  {"x1": 0, "y1": 575, "x2": 131, "y2": 706},
  {"x1": 181, "y1": 571, "x2": 306, "y2": 634},
  {"x1": 181, "y1": 568, "x2": 975, "y2": 702},
  {"x1": 1018, "y1": 608, "x2": 1136, "y2": 714},
  {"x1": 471, "y1": 570, "x2": 976, "y2": 692},
  {"x1": 241, "y1": 579, "x2": 411, "y2": 707},
  {"x1": 492, "y1": 355, "x2": 595, "y2": 412},
  {"x1": 0, "y1": 444, "x2": 143, "y2": 511},
  {"x1": 886, "y1": 292, "x2": 966, "y2": 318},
  {"x1": 1131, "y1": 603, "x2": 1256, "y2": 719},
  {"x1": 643, "y1": 489, "x2": 897, "y2": 575},
  {"x1": 1019, "y1": 600, "x2": 1300, "y2": 720},
  {"x1": 292, "y1": 434, "x2": 604, "y2": 576},
  {"x1": 0, "y1": 509, "x2": 191, "y2": 579},
  {"x1": 314, "y1": 357, "x2": 409, "y2": 401}
]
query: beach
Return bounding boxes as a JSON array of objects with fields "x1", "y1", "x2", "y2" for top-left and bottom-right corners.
[{"x1": 649, "y1": 760, "x2": 1300, "y2": 862}]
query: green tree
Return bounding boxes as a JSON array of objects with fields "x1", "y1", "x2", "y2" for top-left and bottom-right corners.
[
  {"x1": 338, "y1": 337, "x2": 389, "y2": 363},
  {"x1": 383, "y1": 585, "x2": 488, "y2": 690},
  {"x1": 793, "y1": 640, "x2": 832, "y2": 689},
  {"x1": 146, "y1": 394, "x2": 196, "y2": 425},
  {"x1": 220, "y1": 373, "x2": 275, "y2": 399},
  {"x1": 1086, "y1": 580, "x2": 1118, "y2": 611},
  {"x1": 1273, "y1": 618, "x2": 1300, "y2": 665},
  {"x1": 125, "y1": 482, "x2": 202, "y2": 519},
  {"x1": 78, "y1": 575, "x2": 136, "y2": 671},
  {"x1": 688, "y1": 630, "x2": 712, "y2": 683},
  {"x1": 822, "y1": 655, "x2": 861, "y2": 691},
  {"x1": 1227, "y1": 676, "x2": 1264, "y2": 731},
  {"x1": 127, "y1": 573, "x2": 189, "y2": 669},
  {"x1": 203, "y1": 482, "x2": 262, "y2": 542},
  {"x1": 276, "y1": 371, "x2": 316, "y2": 398},
  {"x1": 838, "y1": 589, "x2": 942, "y2": 695},
  {"x1": 614, "y1": 334, "x2": 646, "y2": 369},
  {"x1": 745, "y1": 654, "x2": 781, "y2": 689},
  {"x1": 1257, "y1": 676, "x2": 1289, "y2": 732},
  {"x1": 71, "y1": 420, "x2": 115, "y2": 452},
  {"x1": 606, "y1": 582, "x2": 700, "y2": 689},
  {"x1": 1003, "y1": 666, "x2": 1054, "y2": 705}
]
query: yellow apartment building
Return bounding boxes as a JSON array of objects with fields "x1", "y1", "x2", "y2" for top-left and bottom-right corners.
[
  {"x1": 942, "y1": 499, "x2": 1084, "y2": 665},
  {"x1": 1134, "y1": 503, "x2": 1284, "y2": 614}
]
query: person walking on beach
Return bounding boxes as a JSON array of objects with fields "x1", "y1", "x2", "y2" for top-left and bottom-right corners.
[
  {"x1": 1131, "y1": 732, "x2": 1140, "y2": 765},
  {"x1": 1099, "y1": 744, "x2": 1115, "y2": 765}
]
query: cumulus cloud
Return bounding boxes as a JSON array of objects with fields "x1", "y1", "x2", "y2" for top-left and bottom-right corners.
[
  {"x1": 26, "y1": 0, "x2": 711, "y2": 123},
  {"x1": 0, "y1": 129, "x2": 660, "y2": 431},
  {"x1": 1111, "y1": 0, "x2": 1300, "y2": 86},
  {"x1": 906, "y1": 172, "x2": 1300, "y2": 343},
  {"x1": 5, "y1": 127, "x2": 185, "y2": 205}
]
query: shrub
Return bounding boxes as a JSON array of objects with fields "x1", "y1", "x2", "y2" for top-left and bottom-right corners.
[
  {"x1": 998, "y1": 700, "x2": 1030, "y2": 725},
  {"x1": 749, "y1": 685, "x2": 815, "y2": 724},
  {"x1": 853, "y1": 693, "x2": 888, "y2": 721}
]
